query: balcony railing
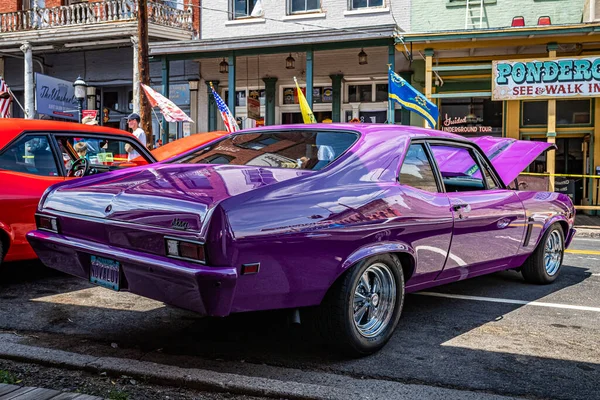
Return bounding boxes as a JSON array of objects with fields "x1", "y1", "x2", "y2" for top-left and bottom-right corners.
[{"x1": 0, "y1": 0, "x2": 193, "y2": 33}]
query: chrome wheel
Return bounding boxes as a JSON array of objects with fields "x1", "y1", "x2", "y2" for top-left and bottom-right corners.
[
  {"x1": 544, "y1": 230, "x2": 563, "y2": 276},
  {"x1": 353, "y1": 262, "x2": 397, "y2": 338}
]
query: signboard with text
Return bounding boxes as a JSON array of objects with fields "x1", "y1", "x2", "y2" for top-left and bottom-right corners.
[
  {"x1": 35, "y1": 73, "x2": 79, "y2": 120},
  {"x1": 492, "y1": 56, "x2": 600, "y2": 100}
]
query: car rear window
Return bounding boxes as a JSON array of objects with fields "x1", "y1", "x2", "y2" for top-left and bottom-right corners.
[{"x1": 172, "y1": 130, "x2": 359, "y2": 171}]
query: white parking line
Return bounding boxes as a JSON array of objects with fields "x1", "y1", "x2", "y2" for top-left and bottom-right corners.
[{"x1": 415, "y1": 292, "x2": 600, "y2": 313}]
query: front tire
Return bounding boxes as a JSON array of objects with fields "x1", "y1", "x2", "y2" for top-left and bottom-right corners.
[
  {"x1": 314, "y1": 254, "x2": 405, "y2": 356},
  {"x1": 522, "y1": 223, "x2": 565, "y2": 284}
]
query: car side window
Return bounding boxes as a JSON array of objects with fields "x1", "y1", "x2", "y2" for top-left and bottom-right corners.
[
  {"x1": 0, "y1": 135, "x2": 59, "y2": 176},
  {"x1": 399, "y1": 143, "x2": 439, "y2": 193},
  {"x1": 430, "y1": 144, "x2": 492, "y2": 192}
]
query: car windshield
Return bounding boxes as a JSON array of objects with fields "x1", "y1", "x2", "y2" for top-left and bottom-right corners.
[{"x1": 173, "y1": 130, "x2": 359, "y2": 171}]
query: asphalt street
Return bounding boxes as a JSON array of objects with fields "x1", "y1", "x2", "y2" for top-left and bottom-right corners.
[{"x1": 0, "y1": 236, "x2": 598, "y2": 400}]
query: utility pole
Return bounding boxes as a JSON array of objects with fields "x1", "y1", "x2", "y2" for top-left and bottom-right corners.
[{"x1": 137, "y1": 0, "x2": 152, "y2": 148}]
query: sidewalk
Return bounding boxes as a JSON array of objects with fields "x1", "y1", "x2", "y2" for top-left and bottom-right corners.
[
  {"x1": 575, "y1": 214, "x2": 600, "y2": 238},
  {"x1": 0, "y1": 384, "x2": 102, "y2": 399}
]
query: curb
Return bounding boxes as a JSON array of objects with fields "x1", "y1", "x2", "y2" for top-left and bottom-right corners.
[
  {"x1": 0, "y1": 338, "x2": 523, "y2": 400},
  {"x1": 574, "y1": 228, "x2": 600, "y2": 238}
]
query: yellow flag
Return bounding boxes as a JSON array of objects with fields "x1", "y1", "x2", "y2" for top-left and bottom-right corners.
[{"x1": 294, "y1": 77, "x2": 316, "y2": 124}]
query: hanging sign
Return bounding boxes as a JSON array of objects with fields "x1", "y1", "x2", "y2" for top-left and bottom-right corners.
[
  {"x1": 493, "y1": 56, "x2": 600, "y2": 100},
  {"x1": 35, "y1": 73, "x2": 78, "y2": 120},
  {"x1": 247, "y1": 89, "x2": 260, "y2": 120}
]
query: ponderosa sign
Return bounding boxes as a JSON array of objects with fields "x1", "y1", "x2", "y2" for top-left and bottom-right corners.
[{"x1": 492, "y1": 56, "x2": 600, "y2": 100}]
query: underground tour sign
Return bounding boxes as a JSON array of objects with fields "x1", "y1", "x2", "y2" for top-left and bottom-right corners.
[{"x1": 492, "y1": 56, "x2": 600, "y2": 100}]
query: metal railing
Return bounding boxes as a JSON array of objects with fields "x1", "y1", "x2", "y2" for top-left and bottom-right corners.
[{"x1": 0, "y1": 0, "x2": 193, "y2": 33}]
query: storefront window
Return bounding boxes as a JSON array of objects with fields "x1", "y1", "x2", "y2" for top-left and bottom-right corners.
[
  {"x1": 283, "y1": 86, "x2": 331, "y2": 105},
  {"x1": 348, "y1": 85, "x2": 372, "y2": 102},
  {"x1": 557, "y1": 100, "x2": 590, "y2": 125},
  {"x1": 282, "y1": 111, "x2": 332, "y2": 124},
  {"x1": 224, "y1": 90, "x2": 248, "y2": 107},
  {"x1": 439, "y1": 97, "x2": 502, "y2": 137},
  {"x1": 375, "y1": 84, "x2": 388, "y2": 102},
  {"x1": 522, "y1": 100, "x2": 591, "y2": 126}
]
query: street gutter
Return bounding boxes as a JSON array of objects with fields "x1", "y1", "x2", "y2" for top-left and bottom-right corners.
[{"x1": 0, "y1": 335, "x2": 524, "y2": 400}]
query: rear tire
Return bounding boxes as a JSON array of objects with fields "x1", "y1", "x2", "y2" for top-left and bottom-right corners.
[
  {"x1": 522, "y1": 223, "x2": 564, "y2": 284},
  {"x1": 312, "y1": 254, "x2": 405, "y2": 357}
]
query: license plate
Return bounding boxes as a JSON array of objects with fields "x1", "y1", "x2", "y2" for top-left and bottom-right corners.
[{"x1": 90, "y1": 255, "x2": 120, "y2": 291}]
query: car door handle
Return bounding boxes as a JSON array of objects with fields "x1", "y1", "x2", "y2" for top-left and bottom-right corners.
[{"x1": 452, "y1": 203, "x2": 470, "y2": 211}]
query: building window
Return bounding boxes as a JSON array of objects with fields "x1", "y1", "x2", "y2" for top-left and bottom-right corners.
[
  {"x1": 289, "y1": 0, "x2": 321, "y2": 13},
  {"x1": 231, "y1": 0, "x2": 259, "y2": 19},
  {"x1": 522, "y1": 100, "x2": 591, "y2": 127},
  {"x1": 282, "y1": 86, "x2": 332, "y2": 105},
  {"x1": 439, "y1": 97, "x2": 502, "y2": 137},
  {"x1": 348, "y1": 85, "x2": 372, "y2": 102},
  {"x1": 349, "y1": 0, "x2": 384, "y2": 10}
]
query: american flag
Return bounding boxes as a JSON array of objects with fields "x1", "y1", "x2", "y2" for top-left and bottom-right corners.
[
  {"x1": 0, "y1": 77, "x2": 12, "y2": 119},
  {"x1": 210, "y1": 84, "x2": 239, "y2": 133}
]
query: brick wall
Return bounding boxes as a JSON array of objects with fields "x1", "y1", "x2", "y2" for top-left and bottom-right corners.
[
  {"x1": 0, "y1": 0, "x2": 20, "y2": 13},
  {"x1": 411, "y1": 0, "x2": 586, "y2": 32},
  {"x1": 201, "y1": 0, "x2": 410, "y2": 40}
]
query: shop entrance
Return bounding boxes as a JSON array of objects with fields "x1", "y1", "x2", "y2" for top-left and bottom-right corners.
[{"x1": 554, "y1": 137, "x2": 588, "y2": 205}]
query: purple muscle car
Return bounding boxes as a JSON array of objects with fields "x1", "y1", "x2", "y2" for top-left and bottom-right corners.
[{"x1": 27, "y1": 124, "x2": 576, "y2": 356}]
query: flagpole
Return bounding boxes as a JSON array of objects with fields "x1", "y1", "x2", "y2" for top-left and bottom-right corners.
[{"x1": 386, "y1": 64, "x2": 393, "y2": 125}]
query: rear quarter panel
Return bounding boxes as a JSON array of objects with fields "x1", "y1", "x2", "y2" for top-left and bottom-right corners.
[{"x1": 516, "y1": 191, "x2": 574, "y2": 257}]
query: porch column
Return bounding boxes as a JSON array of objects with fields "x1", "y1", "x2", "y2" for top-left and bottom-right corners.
[
  {"x1": 228, "y1": 52, "x2": 236, "y2": 117},
  {"x1": 504, "y1": 100, "x2": 520, "y2": 139},
  {"x1": 547, "y1": 43, "x2": 558, "y2": 192},
  {"x1": 161, "y1": 56, "x2": 170, "y2": 144},
  {"x1": 189, "y1": 79, "x2": 199, "y2": 134},
  {"x1": 262, "y1": 77, "x2": 277, "y2": 126},
  {"x1": 330, "y1": 74, "x2": 343, "y2": 123},
  {"x1": 306, "y1": 46, "x2": 313, "y2": 107},
  {"x1": 387, "y1": 44, "x2": 395, "y2": 124},
  {"x1": 424, "y1": 48, "x2": 434, "y2": 128},
  {"x1": 131, "y1": 36, "x2": 140, "y2": 114},
  {"x1": 20, "y1": 42, "x2": 33, "y2": 119},
  {"x1": 207, "y1": 81, "x2": 219, "y2": 132}
]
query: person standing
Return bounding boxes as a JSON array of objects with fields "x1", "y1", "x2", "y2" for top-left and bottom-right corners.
[{"x1": 125, "y1": 113, "x2": 146, "y2": 161}]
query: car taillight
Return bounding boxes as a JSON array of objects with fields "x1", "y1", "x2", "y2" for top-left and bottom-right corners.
[
  {"x1": 35, "y1": 214, "x2": 59, "y2": 233},
  {"x1": 165, "y1": 237, "x2": 206, "y2": 264}
]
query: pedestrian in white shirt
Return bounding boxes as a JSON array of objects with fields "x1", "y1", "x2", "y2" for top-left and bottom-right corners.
[{"x1": 125, "y1": 113, "x2": 146, "y2": 161}]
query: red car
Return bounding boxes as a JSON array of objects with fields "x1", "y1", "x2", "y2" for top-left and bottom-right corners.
[{"x1": 0, "y1": 119, "x2": 156, "y2": 265}]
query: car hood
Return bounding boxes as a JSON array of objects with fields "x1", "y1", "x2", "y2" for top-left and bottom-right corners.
[
  {"x1": 41, "y1": 164, "x2": 311, "y2": 232},
  {"x1": 471, "y1": 136, "x2": 555, "y2": 186}
]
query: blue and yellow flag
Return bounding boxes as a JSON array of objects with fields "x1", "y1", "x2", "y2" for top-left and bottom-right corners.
[
  {"x1": 294, "y1": 77, "x2": 316, "y2": 124},
  {"x1": 388, "y1": 70, "x2": 438, "y2": 127}
]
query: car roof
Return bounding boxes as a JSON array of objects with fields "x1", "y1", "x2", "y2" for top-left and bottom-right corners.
[
  {"x1": 235, "y1": 123, "x2": 464, "y2": 141},
  {"x1": 0, "y1": 118, "x2": 136, "y2": 150}
]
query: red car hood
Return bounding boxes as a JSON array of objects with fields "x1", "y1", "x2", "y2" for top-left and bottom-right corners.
[
  {"x1": 41, "y1": 164, "x2": 311, "y2": 232},
  {"x1": 471, "y1": 137, "x2": 555, "y2": 186}
]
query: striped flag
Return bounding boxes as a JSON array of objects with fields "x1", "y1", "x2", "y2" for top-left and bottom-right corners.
[
  {"x1": 0, "y1": 77, "x2": 12, "y2": 118},
  {"x1": 209, "y1": 83, "x2": 239, "y2": 133},
  {"x1": 140, "y1": 83, "x2": 193, "y2": 123}
]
